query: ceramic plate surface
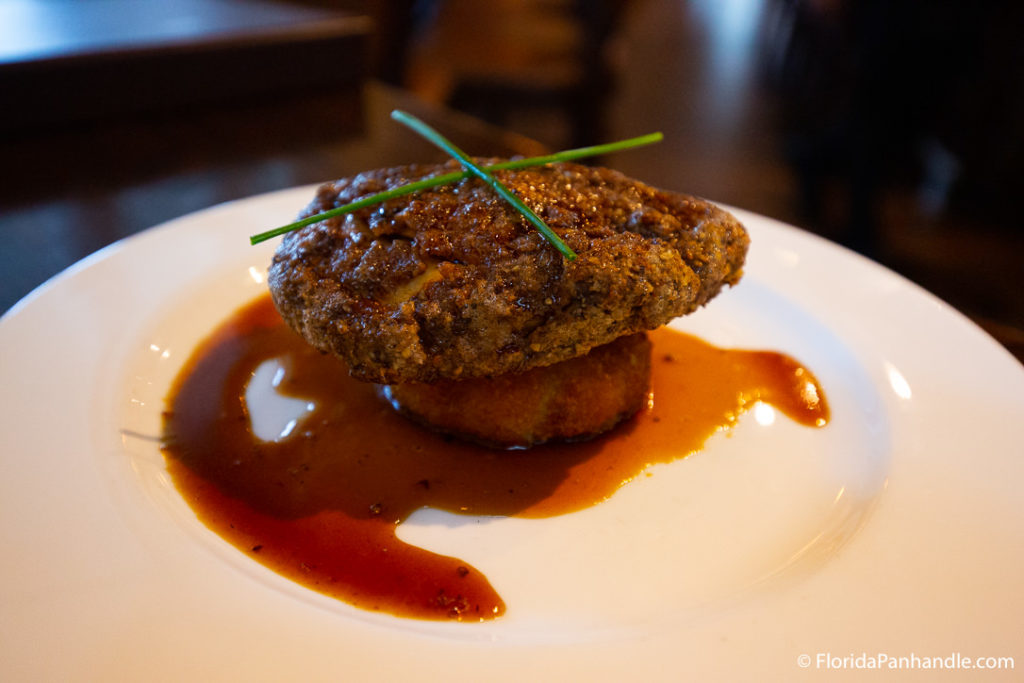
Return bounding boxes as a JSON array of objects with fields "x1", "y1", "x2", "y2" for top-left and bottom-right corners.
[{"x1": 2, "y1": 187, "x2": 1021, "y2": 681}]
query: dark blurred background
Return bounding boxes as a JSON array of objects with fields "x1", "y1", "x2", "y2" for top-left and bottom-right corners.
[{"x1": 1, "y1": 0, "x2": 1021, "y2": 359}]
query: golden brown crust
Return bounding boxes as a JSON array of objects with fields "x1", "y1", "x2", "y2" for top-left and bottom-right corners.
[
  {"x1": 381, "y1": 333, "x2": 652, "y2": 449},
  {"x1": 269, "y1": 161, "x2": 748, "y2": 384}
]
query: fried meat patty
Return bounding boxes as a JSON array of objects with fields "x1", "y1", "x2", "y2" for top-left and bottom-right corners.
[{"x1": 269, "y1": 161, "x2": 748, "y2": 384}]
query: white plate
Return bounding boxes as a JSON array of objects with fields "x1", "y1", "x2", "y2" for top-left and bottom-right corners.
[{"x1": 2, "y1": 188, "x2": 1022, "y2": 681}]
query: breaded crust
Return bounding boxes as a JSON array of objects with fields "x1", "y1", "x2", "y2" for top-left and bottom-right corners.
[
  {"x1": 269, "y1": 160, "x2": 748, "y2": 384},
  {"x1": 382, "y1": 333, "x2": 652, "y2": 449}
]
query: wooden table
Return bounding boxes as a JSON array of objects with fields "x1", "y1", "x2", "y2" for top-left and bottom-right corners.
[{"x1": 0, "y1": 0, "x2": 372, "y2": 132}]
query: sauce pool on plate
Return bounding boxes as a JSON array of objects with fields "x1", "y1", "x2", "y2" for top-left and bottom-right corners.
[{"x1": 161, "y1": 295, "x2": 828, "y2": 621}]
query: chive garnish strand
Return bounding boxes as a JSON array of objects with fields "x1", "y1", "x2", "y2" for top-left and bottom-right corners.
[
  {"x1": 390, "y1": 109, "x2": 577, "y2": 260},
  {"x1": 249, "y1": 120, "x2": 663, "y2": 248}
]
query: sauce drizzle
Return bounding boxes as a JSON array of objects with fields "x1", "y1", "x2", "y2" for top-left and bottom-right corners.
[{"x1": 161, "y1": 295, "x2": 828, "y2": 621}]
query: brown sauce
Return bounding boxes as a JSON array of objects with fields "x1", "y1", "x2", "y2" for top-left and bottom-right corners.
[{"x1": 161, "y1": 295, "x2": 828, "y2": 622}]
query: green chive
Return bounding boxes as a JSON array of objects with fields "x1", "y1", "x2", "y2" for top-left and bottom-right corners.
[
  {"x1": 249, "y1": 130, "x2": 662, "y2": 246},
  {"x1": 390, "y1": 109, "x2": 577, "y2": 260}
]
